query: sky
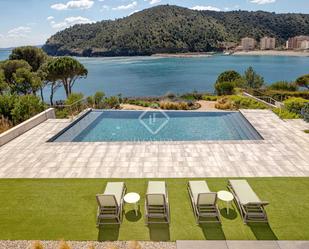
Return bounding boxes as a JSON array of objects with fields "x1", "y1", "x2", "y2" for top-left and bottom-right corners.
[{"x1": 0, "y1": 0, "x2": 308, "y2": 48}]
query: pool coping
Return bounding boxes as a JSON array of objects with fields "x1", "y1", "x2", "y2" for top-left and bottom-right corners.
[{"x1": 47, "y1": 109, "x2": 264, "y2": 144}]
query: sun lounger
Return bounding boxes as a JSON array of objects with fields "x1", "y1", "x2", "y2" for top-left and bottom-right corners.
[
  {"x1": 188, "y1": 181, "x2": 221, "y2": 223},
  {"x1": 145, "y1": 181, "x2": 170, "y2": 224},
  {"x1": 228, "y1": 180, "x2": 269, "y2": 223},
  {"x1": 96, "y1": 182, "x2": 126, "y2": 225}
]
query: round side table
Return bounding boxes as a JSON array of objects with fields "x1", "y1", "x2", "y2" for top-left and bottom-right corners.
[
  {"x1": 217, "y1": 190, "x2": 234, "y2": 215},
  {"x1": 124, "y1": 192, "x2": 140, "y2": 216}
]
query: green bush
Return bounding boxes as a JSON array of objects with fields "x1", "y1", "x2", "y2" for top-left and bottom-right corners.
[
  {"x1": 94, "y1": 91, "x2": 105, "y2": 107},
  {"x1": 272, "y1": 108, "x2": 301, "y2": 119},
  {"x1": 11, "y1": 95, "x2": 44, "y2": 124},
  {"x1": 268, "y1": 81, "x2": 298, "y2": 91},
  {"x1": 261, "y1": 90, "x2": 309, "y2": 101},
  {"x1": 283, "y1": 97, "x2": 309, "y2": 115},
  {"x1": 202, "y1": 95, "x2": 218, "y2": 101},
  {"x1": 105, "y1": 96, "x2": 120, "y2": 109},
  {"x1": 215, "y1": 95, "x2": 268, "y2": 110},
  {"x1": 65, "y1": 92, "x2": 84, "y2": 105},
  {"x1": 0, "y1": 94, "x2": 16, "y2": 120},
  {"x1": 215, "y1": 81, "x2": 235, "y2": 95},
  {"x1": 302, "y1": 104, "x2": 309, "y2": 122},
  {"x1": 229, "y1": 95, "x2": 268, "y2": 109}
]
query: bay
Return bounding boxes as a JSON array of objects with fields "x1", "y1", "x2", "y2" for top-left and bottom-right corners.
[{"x1": 1, "y1": 50, "x2": 309, "y2": 100}]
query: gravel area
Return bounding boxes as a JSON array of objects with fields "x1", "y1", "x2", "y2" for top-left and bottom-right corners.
[{"x1": 0, "y1": 241, "x2": 176, "y2": 249}]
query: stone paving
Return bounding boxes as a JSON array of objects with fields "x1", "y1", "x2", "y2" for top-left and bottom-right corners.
[
  {"x1": 176, "y1": 240, "x2": 309, "y2": 249},
  {"x1": 0, "y1": 110, "x2": 308, "y2": 178}
]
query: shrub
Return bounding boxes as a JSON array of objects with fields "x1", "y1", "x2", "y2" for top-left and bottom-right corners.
[
  {"x1": 105, "y1": 96, "x2": 120, "y2": 109},
  {"x1": 32, "y1": 241, "x2": 44, "y2": 249},
  {"x1": 268, "y1": 81, "x2": 298, "y2": 91},
  {"x1": 128, "y1": 241, "x2": 142, "y2": 249},
  {"x1": 202, "y1": 95, "x2": 218, "y2": 101},
  {"x1": 55, "y1": 109, "x2": 69, "y2": 119},
  {"x1": 159, "y1": 101, "x2": 189, "y2": 110},
  {"x1": 215, "y1": 81, "x2": 235, "y2": 95},
  {"x1": 94, "y1": 91, "x2": 105, "y2": 107},
  {"x1": 229, "y1": 95, "x2": 268, "y2": 109},
  {"x1": 261, "y1": 90, "x2": 309, "y2": 101},
  {"x1": 272, "y1": 108, "x2": 301, "y2": 119},
  {"x1": 58, "y1": 241, "x2": 71, "y2": 249},
  {"x1": 243, "y1": 66, "x2": 264, "y2": 89},
  {"x1": 11, "y1": 95, "x2": 44, "y2": 124},
  {"x1": 65, "y1": 92, "x2": 84, "y2": 105},
  {"x1": 164, "y1": 91, "x2": 176, "y2": 99},
  {"x1": 0, "y1": 115, "x2": 13, "y2": 133},
  {"x1": 86, "y1": 96, "x2": 95, "y2": 107},
  {"x1": 180, "y1": 92, "x2": 204, "y2": 101},
  {"x1": 0, "y1": 94, "x2": 16, "y2": 120},
  {"x1": 283, "y1": 97, "x2": 309, "y2": 115},
  {"x1": 216, "y1": 70, "x2": 242, "y2": 84},
  {"x1": 302, "y1": 103, "x2": 309, "y2": 122},
  {"x1": 215, "y1": 95, "x2": 268, "y2": 110}
]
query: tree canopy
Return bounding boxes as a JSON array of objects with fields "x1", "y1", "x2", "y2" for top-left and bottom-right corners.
[
  {"x1": 10, "y1": 46, "x2": 47, "y2": 72},
  {"x1": 216, "y1": 70, "x2": 242, "y2": 83},
  {"x1": 43, "y1": 5, "x2": 309, "y2": 56},
  {"x1": 45, "y1": 57, "x2": 88, "y2": 98},
  {"x1": 296, "y1": 74, "x2": 309, "y2": 90},
  {"x1": 243, "y1": 67, "x2": 264, "y2": 89}
]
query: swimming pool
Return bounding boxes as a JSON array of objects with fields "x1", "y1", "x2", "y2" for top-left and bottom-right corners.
[{"x1": 50, "y1": 110, "x2": 263, "y2": 142}]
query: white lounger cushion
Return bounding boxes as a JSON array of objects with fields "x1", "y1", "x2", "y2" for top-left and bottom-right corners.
[
  {"x1": 229, "y1": 180, "x2": 260, "y2": 205},
  {"x1": 102, "y1": 182, "x2": 125, "y2": 206},
  {"x1": 189, "y1": 181, "x2": 217, "y2": 205},
  {"x1": 147, "y1": 181, "x2": 166, "y2": 206}
]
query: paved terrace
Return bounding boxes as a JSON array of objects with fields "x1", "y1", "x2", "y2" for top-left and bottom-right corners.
[{"x1": 0, "y1": 110, "x2": 308, "y2": 178}]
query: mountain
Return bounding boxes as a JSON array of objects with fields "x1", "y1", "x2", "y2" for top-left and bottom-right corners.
[{"x1": 43, "y1": 5, "x2": 309, "y2": 57}]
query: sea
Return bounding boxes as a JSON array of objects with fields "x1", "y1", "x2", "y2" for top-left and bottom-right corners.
[{"x1": 1, "y1": 49, "x2": 309, "y2": 100}]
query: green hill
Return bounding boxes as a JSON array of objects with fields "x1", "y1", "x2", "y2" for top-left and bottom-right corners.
[{"x1": 42, "y1": 5, "x2": 309, "y2": 57}]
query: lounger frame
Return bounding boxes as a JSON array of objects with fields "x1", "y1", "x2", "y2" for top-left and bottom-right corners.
[
  {"x1": 145, "y1": 182, "x2": 170, "y2": 224},
  {"x1": 228, "y1": 180, "x2": 269, "y2": 224},
  {"x1": 187, "y1": 183, "x2": 221, "y2": 224},
  {"x1": 96, "y1": 184, "x2": 127, "y2": 226}
]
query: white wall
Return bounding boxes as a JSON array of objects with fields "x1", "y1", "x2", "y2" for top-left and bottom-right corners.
[{"x1": 0, "y1": 108, "x2": 55, "y2": 147}]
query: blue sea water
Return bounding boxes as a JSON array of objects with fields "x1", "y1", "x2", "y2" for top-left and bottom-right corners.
[
  {"x1": 52, "y1": 110, "x2": 262, "y2": 142},
  {"x1": 1, "y1": 50, "x2": 309, "y2": 99}
]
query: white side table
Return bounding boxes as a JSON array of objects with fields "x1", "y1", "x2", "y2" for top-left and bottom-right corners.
[
  {"x1": 124, "y1": 192, "x2": 140, "y2": 216},
  {"x1": 217, "y1": 190, "x2": 234, "y2": 215}
]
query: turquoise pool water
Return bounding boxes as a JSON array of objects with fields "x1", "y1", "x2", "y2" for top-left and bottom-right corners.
[{"x1": 51, "y1": 110, "x2": 262, "y2": 142}]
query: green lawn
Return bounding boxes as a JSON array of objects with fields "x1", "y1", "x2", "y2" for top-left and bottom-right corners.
[{"x1": 0, "y1": 178, "x2": 309, "y2": 241}]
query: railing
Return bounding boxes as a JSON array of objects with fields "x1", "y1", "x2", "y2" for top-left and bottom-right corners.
[
  {"x1": 243, "y1": 89, "x2": 283, "y2": 108},
  {"x1": 53, "y1": 98, "x2": 92, "y2": 120}
]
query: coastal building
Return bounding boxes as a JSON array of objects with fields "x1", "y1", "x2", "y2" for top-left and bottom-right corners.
[
  {"x1": 286, "y1": 36, "x2": 309, "y2": 49},
  {"x1": 260, "y1": 37, "x2": 276, "y2": 50},
  {"x1": 241, "y1": 37, "x2": 256, "y2": 51},
  {"x1": 301, "y1": 40, "x2": 309, "y2": 50}
]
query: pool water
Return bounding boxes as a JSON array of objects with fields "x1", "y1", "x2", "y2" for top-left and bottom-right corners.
[{"x1": 51, "y1": 110, "x2": 262, "y2": 142}]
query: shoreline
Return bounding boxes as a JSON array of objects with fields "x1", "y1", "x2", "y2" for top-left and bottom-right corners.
[
  {"x1": 151, "y1": 52, "x2": 214, "y2": 58},
  {"x1": 233, "y1": 50, "x2": 309, "y2": 57}
]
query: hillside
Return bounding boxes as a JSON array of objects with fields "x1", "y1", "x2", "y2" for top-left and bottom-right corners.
[{"x1": 43, "y1": 5, "x2": 309, "y2": 57}]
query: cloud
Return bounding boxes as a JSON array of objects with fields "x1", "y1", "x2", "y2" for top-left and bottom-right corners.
[
  {"x1": 8, "y1": 26, "x2": 32, "y2": 34},
  {"x1": 250, "y1": 0, "x2": 276, "y2": 4},
  {"x1": 149, "y1": 0, "x2": 161, "y2": 4},
  {"x1": 112, "y1": 1, "x2": 137, "y2": 10},
  {"x1": 51, "y1": 0, "x2": 94, "y2": 10},
  {"x1": 47, "y1": 16, "x2": 55, "y2": 21},
  {"x1": 191, "y1": 5, "x2": 221, "y2": 11},
  {"x1": 129, "y1": 9, "x2": 140, "y2": 15},
  {"x1": 100, "y1": 5, "x2": 110, "y2": 11},
  {"x1": 49, "y1": 16, "x2": 94, "y2": 29}
]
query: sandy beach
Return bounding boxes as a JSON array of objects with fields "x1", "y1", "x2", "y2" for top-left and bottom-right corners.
[
  {"x1": 152, "y1": 52, "x2": 213, "y2": 58},
  {"x1": 233, "y1": 50, "x2": 309, "y2": 57}
]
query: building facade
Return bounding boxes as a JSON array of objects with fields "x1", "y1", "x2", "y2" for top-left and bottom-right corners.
[
  {"x1": 241, "y1": 37, "x2": 256, "y2": 51},
  {"x1": 286, "y1": 36, "x2": 309, "y2": 49},
  {"x1": 301, "y1": 40, "x2": 309, "y2": 50},
  {"x1": 260, "y1": 37, "x2": 276, "y2": 50}
]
